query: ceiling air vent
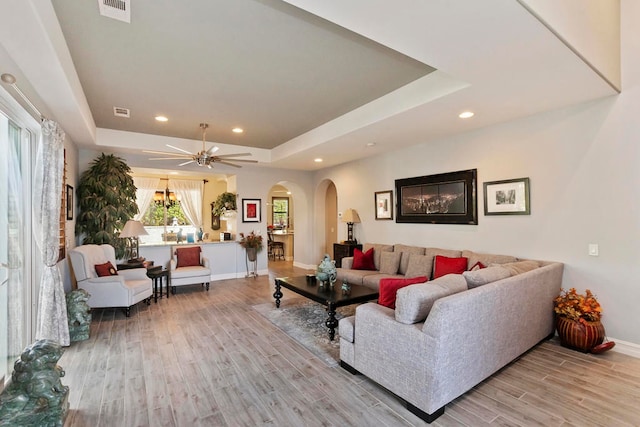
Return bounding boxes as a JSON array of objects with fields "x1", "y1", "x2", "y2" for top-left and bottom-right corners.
[
  {"x1": 113, "y1": 107, "x2": 130, "y2": 118},
  {"x1": 98, "y1": 0, "x2": 131, "y2": 23}
]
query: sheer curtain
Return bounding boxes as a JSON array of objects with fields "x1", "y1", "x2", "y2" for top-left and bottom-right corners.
[
  {"x1": 171, "y1": 179, "x2": 203, "y2": 229},
  {"x1": 133, "y1": 177, "x2": 160, "y2": 221},
  {"x1": 33, "y1": 119, "x2": 69, "y2": 346}
]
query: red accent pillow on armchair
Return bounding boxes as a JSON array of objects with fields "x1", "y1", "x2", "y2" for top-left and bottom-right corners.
[
  {"x1": 432, "y1": 255, "x2": 468, "y2": 279},
  {"x1": 352, "y1": 248, "x2": 376, "y2": 270},
  {"x1": 176, "y1": 246, "x2": 202, "y2": 268},
  {"x1": 95, "y1": 261, "x2": 118, "y2": 277},
  {"x1": 378, "y1": 276, "x2": 428, "y2": 309}
]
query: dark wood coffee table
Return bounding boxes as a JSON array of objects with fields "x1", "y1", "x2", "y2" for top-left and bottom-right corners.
[{"x1": 273, "y1": 276, "x2": 379, "y2": 341}]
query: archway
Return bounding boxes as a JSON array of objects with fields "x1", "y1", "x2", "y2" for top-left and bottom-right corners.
[{"x1": 313, "y1": 179, "x2": 338, "y2": 263}]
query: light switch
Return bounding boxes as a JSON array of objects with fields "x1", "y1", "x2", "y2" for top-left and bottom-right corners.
[{"x1": 588, "y1": 244, "x2": 599, "y2": 256}]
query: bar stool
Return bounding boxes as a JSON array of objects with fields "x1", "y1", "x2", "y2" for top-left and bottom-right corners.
[{"x1": 268, "y1": 232, "x2": 285, "y2": 260}]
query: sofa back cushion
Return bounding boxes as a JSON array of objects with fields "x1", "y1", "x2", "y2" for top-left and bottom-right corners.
[
  {"x1": 379, "y1": 251, "x2": 402, "y2": 274},
  {"x1": 497, "y1": 260, "x2": 540, "y2": 275},
  {"x1": 352, "y1": 248, "x2": 376, "y2": 270},
  {"x1": 461, "y1": 250, "x2": 517, "y2": 270},
  {"x1": 395, "y1": 274, "x2": 468, "y2": 324},
  {"x1": 404, "y1": 253, "x2": 433, "y2": 279},
  {"x1": 378, "y1": 276, "x2": 428, "y2": 309},
  {"x1": 394, "y1": 244, "x2": 426, "y2": 275},
  {"x1": 432, "y1": 255, "x2": 468, "y2": 279},
  {"x1": 363, "y1": 243, "x2": 394, "y2": 271},
  {"x1": 462, "y1": 265, "x2": 511, "y2": 289}
]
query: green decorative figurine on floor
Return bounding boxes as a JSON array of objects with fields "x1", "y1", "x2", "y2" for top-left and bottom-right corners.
[
  {"x1": 66, "y1": 289, "x2": 91, "y2": 342},
  {"x1": 0, "y1": 339, "x2": 69, "y2": 426}
]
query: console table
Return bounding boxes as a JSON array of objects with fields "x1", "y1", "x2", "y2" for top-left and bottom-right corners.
[{"x1": 333, "y1": 242, "x2": 362, "y2": 268}]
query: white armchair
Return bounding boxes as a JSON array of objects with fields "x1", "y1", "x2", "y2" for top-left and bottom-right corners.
[
  {"x1": 69, "y1": 244, "x2": 153, "y2": 316},
  {"x1": 170, "y1": 245, "x2": 211, "y2": 293}
]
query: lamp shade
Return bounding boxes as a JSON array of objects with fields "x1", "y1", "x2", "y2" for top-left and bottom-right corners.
[
  {"x1": 119, "y1": 220, "x2": 148, "y2": 238},
  {"x1": 342, "y1": 209, "x2": 361, "y2": 224}
]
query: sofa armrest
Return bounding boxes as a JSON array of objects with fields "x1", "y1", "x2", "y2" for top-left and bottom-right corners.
[
  {"x1": 341, "y1": 257, "x2": 354, "y2": 269},
  {"x1": 201, "y1": 256, "x2": 210, "y2": 268},
  {"x1": 170, "y1": 259, "x2": 177, "y2": 271},
  {"x1": 82, "y1": 275, "x2": 127, "y2": 287}
]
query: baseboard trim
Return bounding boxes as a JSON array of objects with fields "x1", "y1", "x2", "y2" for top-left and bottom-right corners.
[
  {"x1": 609, "y1": 337, "x2": 640, "y2": 359},
  {"x1": 293, "y1": 261, "x2": 315, "y2": 270}
]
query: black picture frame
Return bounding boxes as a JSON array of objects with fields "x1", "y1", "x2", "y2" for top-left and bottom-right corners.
[
  {"x1": 66, "y1": 184, "x2": 73, "y2": 220},
  {"x1": 483, "y1": 177, "x2": 530, "y2": 215},
  {"x1": 242, "y1": 198, "x2": 261, "y2": 223},
  {"x1": 395, "y1": 169, "x2": 477, "y2": 224},
  {"x1": 375, "y1": 190, "x2": 393, "y2": 220}
]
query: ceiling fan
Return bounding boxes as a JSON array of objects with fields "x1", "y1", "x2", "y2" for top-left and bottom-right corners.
[{"x1": 143, "y1": 123, "x2": 258, "y2": 169}]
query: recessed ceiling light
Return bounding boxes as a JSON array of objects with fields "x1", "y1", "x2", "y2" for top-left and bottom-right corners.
[
  {"x1": 314, "y1": 158, "x2": 323, "y2": 163},
  {"x1": 232, "y1": 127, "x2": 243, "y2": 133},
  {"x1": 459, "y1": 111, "x2": 474, "y2": 119},
  {"x1": 155, "y1": 115, "x2": 168, "y2": 122},
  {"x1": 366, "y1": 142, "x2": 376, "y2": 147}
]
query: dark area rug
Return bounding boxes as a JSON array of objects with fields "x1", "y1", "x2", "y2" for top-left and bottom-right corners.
[{"x1": 252, "y1": 299, "x2": 355, "y2": 367}]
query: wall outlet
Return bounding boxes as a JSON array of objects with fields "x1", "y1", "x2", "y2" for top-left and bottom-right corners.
[{"x1": 588, "y1": 243, "x2": 599, "y2": 256}]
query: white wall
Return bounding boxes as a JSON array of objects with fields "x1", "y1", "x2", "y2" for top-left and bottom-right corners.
[{"x1": 313, "y1": 0, "x2": 640, "y2": 346}]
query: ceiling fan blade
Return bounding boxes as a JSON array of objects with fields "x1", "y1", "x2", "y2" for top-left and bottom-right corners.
[
  {"x1": 143, "y1": 149, "x2": 191, "y2": 157},
  {"x1": 213, "y1": 152, "x2": 252, "y2": 158},
  {"x1": 214, "y1": 158, "x2": 258, "y2": 163},
  {"x1": 148, "y1": 156, "x2": 194, "y2": 160},
  {"x1": 206, "y1": 145, "x2": 219, "y2": 155},
  {"x1": 216, "y1": 160, "x2": 243, "y2": 168},
  {"x1": 166, "y1": 144, "x2": 194, "y2": 155},
  {"x1": 178, "y1": 160, "x2": 195, "y2": 166}
]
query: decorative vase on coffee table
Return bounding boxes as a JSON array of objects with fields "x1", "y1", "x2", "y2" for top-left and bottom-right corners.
[{"x1": 556, "y1": 316, "x2": 605, "y2": 353}]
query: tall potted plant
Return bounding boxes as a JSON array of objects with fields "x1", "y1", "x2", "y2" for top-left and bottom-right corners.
[{"x1": 75, "y1": 153, "x2": 138, "y2": 259}]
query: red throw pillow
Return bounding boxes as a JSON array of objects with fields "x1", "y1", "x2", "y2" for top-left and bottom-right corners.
[
  {"x1": 469, "y1": 261, "x2": 486, "y2": 271},
  {"x1": 176, "y1": 246, "x2": 201, "y2": 268},
  {"x1": 95, "y1": 261, "x2": 118, "y2": 277},
  {"x1": 378, "y1": 276, "x2": 428, "y2": 309},
  {"x1": 433, "y1": 255, "x2": 468, "y2": 279},
  {"x1": 352, "y1": 248, "x2": 375, "y2": 270}
]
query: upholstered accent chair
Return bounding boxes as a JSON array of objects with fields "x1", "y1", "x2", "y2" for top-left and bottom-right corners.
[
  {"x1": 69, "y1": 244, "x2": 152, "y2": 316},
  {"x1": 170, "y1": 245, "x2": 211, "y2": 293}
]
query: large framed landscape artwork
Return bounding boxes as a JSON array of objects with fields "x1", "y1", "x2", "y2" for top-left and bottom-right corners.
[{"x1": 395, "y1": 169, "x2": 478, "y2": 225}]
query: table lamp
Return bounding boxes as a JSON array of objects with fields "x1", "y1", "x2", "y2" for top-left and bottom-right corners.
[
  {"x1": 119, "y1": 220, "x2": 148, "y2": 261},
  {"x1": 342, "y1": 208, "x2": 361, "y2": 244}
]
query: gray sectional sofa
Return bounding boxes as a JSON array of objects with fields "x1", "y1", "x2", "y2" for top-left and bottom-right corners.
[{"x1": 337, "y1": 243, "x2": 564, "y2": 423}]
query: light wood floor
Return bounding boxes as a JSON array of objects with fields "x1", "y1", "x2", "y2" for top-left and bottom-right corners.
[{"x1": 60, "y1": 261, "x2": 640, "y2": 426}]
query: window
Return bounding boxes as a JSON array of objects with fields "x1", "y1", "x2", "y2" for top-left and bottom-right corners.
[
  {"x1": 272, "y1": 197, "x2": 289, "y2": 228},
  {"x1": 139, "y1": 189, "x2": 194, "y2": 243},
  {"x1": 0, "y1": 105, "x2": 35, "y2": 390}
]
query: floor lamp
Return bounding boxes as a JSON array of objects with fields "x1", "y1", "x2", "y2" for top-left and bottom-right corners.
[{"x1": 119, "y1": 220, "x2": 148, "y2": 262}]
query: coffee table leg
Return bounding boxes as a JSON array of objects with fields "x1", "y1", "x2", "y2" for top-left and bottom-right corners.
[
  {"x1": 273, "y1": 280, "x2": 283, "y2": 308},
  {"x1": 326, "y1": 303, "x2": 338, "y2": 341}
]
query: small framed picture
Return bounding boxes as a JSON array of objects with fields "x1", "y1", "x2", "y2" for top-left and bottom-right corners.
[
  {"x1": 483, "y1": 177, "x2": 530, "y2": 215},
  {"x1": 66, "y1": 184, "x2": 74, "y2": 220},
  {"x1": 375, "y1": 190, "x2": 393, "y2": 220},
  {"x1": 242, "y1": 198, "x2": 261, "y2": 223}
]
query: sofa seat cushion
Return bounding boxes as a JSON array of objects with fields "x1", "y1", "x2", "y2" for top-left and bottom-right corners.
[
  {"x1": 171, "y1": 265, "x2": 211, "y2": 279},
  {"x1": 336, "y1": 268, "x2": 379, "y2": 286},
  {"x1": 363, "y1": 243, "x2": 394, "y2": 271},
  {"x1": 461, "y1": 250, "x2": 517, "y2": 270},
  {"x1": 395, "y1": 274, "x2": 468, "y2": 324},
  {"x1": 362, "y1": 273, "x2": 405, "y2": 290},
  {"x1": 394, "y1": 244, "x2": 426, "y2": 275},
  {"x1": 339, "y1": 315, "x2": 355, "y2": 343},
  {"x1": 462, "y1": 265, "x2": 511, "y2": 288},
  {"x1": 125, "y1": 278, "x2": 152, "y2": 297},
  {"x1": 379, "y1": 276, "x2": 428, "y2": 309}
]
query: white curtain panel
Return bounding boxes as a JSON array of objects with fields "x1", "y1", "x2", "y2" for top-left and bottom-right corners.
[
  {"x1": 33, "y1": 119, "x2": 69, "y2": 346},
  {"x1": 171, "y1": 179, "x2": 203, "y2": 229},
  {"x1": 133, "y1": 176, "x2": 160, "y2": 221}
]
